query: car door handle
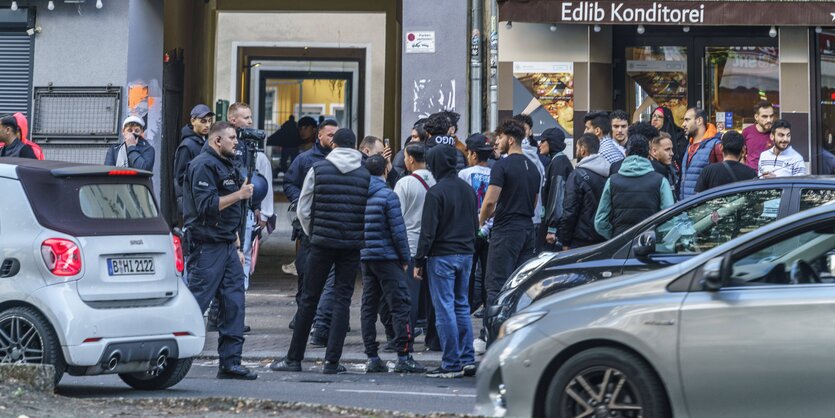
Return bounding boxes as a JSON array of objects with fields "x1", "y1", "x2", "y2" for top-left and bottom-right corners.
[{"x1": 0, "y1": 258, "x2": 20, "y2": 278}]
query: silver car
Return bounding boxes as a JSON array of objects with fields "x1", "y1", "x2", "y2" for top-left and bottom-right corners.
[
  {"x1": 0, "y1": 159, "x2": 205, "y2": 389},
  {"x1": 476, "y1": 202, "x2": 835, "y2": 418}
]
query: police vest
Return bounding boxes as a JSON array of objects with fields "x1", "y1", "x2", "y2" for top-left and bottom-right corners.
[{"x1": 310, "y1": 160, "x2": 371, "y2": 249}]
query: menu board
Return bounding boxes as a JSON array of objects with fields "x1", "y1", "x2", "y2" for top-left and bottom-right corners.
[{"x1": 513, "y1": 62, "x2": 575, "y2": 136}]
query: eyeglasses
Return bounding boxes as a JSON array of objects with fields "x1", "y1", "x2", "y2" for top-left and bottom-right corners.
[{"x1": 651, "y1": 113, "x2": 665, "y2": 120}]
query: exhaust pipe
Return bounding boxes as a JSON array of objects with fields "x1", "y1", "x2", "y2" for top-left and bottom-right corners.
[
  {"x1": 105, "y1": 351, "x2": 121, "y2": 371},
  {"x1": 154, "y1": 349, "x2": 169, "y2": 370}
]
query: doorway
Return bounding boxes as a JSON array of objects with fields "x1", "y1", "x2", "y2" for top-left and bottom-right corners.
[
  {"x1": 614, "y1": 27, "x2": 779, "y2": 130},
  {"x1": 258, "y1": 71, "x2": 354, "y2": 132}
]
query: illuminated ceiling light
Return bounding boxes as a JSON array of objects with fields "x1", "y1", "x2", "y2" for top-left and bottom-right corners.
[
  {"x1": 683, "y1": 26, "x2": 690, "y2": 33},
  {"x1": 816, "y1": 26, "x2": 823, "y2": 34},
  {"x1": 769, "y1": 26, "x2": 777, "y2": 38},
  {"x1": 47, "y1": 1, "x2": 55, "y2": 11},
  {"x1": 550, "y1": 24, "x2": 557, "y2": 32},
  {"x1": 10, "y1": 1, "x2": 18, "y2": 11},
  {"x1": 637, "y1": 24, "x2": 645, "y2": 35},
  {"x1": 505, "y1": 21, "x2": 512, "y2": 30},
  {"x1": 593, "y1": 24, "x2": 601, "y2": 33},
  {"x1": 96, "y1": 0, "x2": 103, "y2": 9}
]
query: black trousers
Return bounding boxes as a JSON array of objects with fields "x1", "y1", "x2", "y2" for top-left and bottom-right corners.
[
  {"x1": 469, "y1": 235, "x2": 489, "y2": 314},
  {"x1": 287, "y1": 245, "x2": 358, "y2": 363},
  {"x1": 483, "y1": 224, "x2": 536, "y2": 339},
  {"x1": 360, "y1": 260, "x2": 413, "y2": 357}
]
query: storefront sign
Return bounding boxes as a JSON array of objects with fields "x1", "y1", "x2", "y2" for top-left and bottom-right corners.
[
  {"x1": 405, "y1": 31, "x2": 436, "y2": 54},
  {"x1": 499, "y1": 1, "x2": 835, "y2": 26}
]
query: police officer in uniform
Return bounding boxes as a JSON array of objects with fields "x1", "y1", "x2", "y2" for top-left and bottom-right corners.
[{"x1": 183, "y1": 121, "x2": 258, "y2": 380}]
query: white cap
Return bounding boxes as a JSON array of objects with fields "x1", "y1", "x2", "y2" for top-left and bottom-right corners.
[{"x1": 122, "y1": 115, "x2": 145, "y2": 129}]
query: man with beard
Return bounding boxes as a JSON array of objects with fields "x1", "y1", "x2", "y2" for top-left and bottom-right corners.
[
  {"x1": 758, "y1": 119, "x2": 806, "y2": 178},
  {"x1": 183, "y1": 121, "x2": 257, "y2": 380},
  {"x1": 479, "y1": 119, "x2": 541, "y2": 344},
  {"x1": 283, "y1": 120, "x2": 338, "y2": 332},
  {"x1": 679, "y1": 108, "x2": 723, "y2": 200},
  {"x1": 743, "y1": 101, "x2": 775, "y2": 170},
  {"x1": 610, "y1": 110, "x2": 630, "y2": 152}
]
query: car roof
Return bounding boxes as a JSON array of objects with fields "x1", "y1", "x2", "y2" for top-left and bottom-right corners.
[{"x1": 0, "y1": 158, "x2": 151, "y2": 179}]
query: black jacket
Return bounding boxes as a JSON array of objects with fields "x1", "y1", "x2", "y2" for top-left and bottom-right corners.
[
  {"x1": 0, "y1": 138, "x2": 36, "y2": 159},
  {"x1": 414, "y1": 145, "x2": 478, "y2": 267},
  {"x1": 284, "y1": 141, "x2": 329, "y2": 203},
  {"x1": 309, "y1": 151, "x2": 371, "y2": 250},
  {"x1": 652, "y1": 160, "x2": 680, "y2": 202},
  {"x1": 183, "y1": 146, "x2": 244, "y2": 244},
  {"x1": 424, "y1": 135, "x2": 467, "y2": 171},
  {"x1": 557, "y1": 154, "x2": 608, "y2": 247},
  {"x1": 173, "y1": 125, "x2": 206, "y2": 213},
  {"x1": 541, "y1": 153, "x2": 574, "y2": 228}
]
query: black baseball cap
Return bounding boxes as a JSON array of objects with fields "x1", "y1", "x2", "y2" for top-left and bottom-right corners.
[
  {"x1": 190, "y1": 104, "x2": 214, "y2": 119},
  {"x1": 465, "y1": 133, "x2": 493, "y2": 152}
]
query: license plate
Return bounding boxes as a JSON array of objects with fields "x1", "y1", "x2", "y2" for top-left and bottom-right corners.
[{"x1": 107, "y1": 257, "x2": 155, "y2": 276}]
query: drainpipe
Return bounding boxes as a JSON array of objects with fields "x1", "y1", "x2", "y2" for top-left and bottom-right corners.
[
  {"x1": 470, "y1": 0, "x2": 483, "y2": 134},
  {"x1": 488, "y1": 0, "x2": 499, "y2": 131}
]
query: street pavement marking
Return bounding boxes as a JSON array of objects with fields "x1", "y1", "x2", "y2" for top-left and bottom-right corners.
[{"x1": 334, "y1": 389, "x2": 475, "y2": 398}]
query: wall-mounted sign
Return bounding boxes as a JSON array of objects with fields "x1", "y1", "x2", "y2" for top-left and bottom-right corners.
[
  {"x1": 513, "y1": 62, "x2": 575, "y2": 136},
  {"x1": 499, "y1": 1, "x2": 835, "y2": 26},
  {"x1": 405, "y1": 31, "x2": 436, "y2": 54}
]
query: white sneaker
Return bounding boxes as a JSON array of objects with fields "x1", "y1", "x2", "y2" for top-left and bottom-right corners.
[
  {"x1": 474, "y1": 338, "x2": 487, "y2": 355},
  {"x1": 282, "y1": 262, "x2": 298, "y2": 276}
]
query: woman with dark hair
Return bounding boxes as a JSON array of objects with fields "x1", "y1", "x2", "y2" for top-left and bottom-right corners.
[{"x1": 650, "y1": 106, "x2": 687, "y2": 171}]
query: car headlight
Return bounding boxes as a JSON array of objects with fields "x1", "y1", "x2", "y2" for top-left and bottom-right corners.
[
  {"x1": 504, "y1": 252, "x2": 554, "y2": 291},
  {"x1": 497, "y1": 311, "x2": 547, "y2": 340}
]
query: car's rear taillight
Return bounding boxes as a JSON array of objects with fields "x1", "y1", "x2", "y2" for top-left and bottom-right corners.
[
  {"x1": 41, "y1": 238, "x2": 82, "y2": 276},
  {"x1": 108, "y1": 169, "x2": 138, "y2": 176},
  {"x1": 172, "y1": 235, "x2": 185, "y2": 273}
]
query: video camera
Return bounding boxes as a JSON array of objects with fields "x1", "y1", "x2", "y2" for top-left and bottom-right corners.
[{"x1": 237, "y1": 127, "x2": 267, "y2": 152}]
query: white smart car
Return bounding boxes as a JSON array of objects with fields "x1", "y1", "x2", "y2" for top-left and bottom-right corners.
[{"x1": 0, "y1": 159, "x2": 205, "y2": 389}]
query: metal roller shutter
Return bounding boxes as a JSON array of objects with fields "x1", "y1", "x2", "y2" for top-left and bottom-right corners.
[{"x1": 0, "y1": 32, "x2": 32, "y2": 116}]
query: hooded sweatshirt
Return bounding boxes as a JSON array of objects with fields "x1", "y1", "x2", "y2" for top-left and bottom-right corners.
[
  {"x1": 174, "y1": 125, "x2": 207, "y2": 209},
  {"x1": 594, "y1": 156, "x2": 674, "y2": 239},
  {"x1": 414, "y1": 145, "x2": 478, "y2": 268},
  {"x1": 522, "y1": 138, "x2": 546, "y2": 223},
  {"x1": 297, "y1": 147, "x2": 369, "y2": 248},
  {"x1": 557, "y1": 153, "x2": 609, "y2": 247},
  {"x1": 12, "y1": 113, "x2": 43, "y2": 160}
]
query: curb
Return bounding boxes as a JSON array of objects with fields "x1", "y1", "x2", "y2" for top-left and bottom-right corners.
[{"x1": 196, "y1": 353, "x2": 444, "y2": 369}]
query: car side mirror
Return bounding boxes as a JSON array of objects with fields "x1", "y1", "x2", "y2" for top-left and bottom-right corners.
[
  {"x1": 632, "y1": 231, "x2": 656, "y2": 259},
  {"x1": 703, "y1": 254, "x2": 732, "y2": 291}
]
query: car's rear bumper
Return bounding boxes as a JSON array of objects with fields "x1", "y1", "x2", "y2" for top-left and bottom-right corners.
[{"x1": 27, "y1": 279, "x2": 205, "y2": 367}]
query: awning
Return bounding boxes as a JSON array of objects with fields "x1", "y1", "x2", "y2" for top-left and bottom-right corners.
[{"x1": 498, "y1": 1, "x2": 835, "y2": 26}]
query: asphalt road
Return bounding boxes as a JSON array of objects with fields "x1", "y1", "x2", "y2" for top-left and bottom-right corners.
[{"x1": 56, "y1": 360, "x2": 477, "y2": 416}]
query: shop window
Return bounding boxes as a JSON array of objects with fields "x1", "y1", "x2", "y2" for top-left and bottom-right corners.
[
  {"x1": 820, "y1": 32, "x2": 835, "y2": 155},
  {"x1": 626, "y1": 46, "x2": 688, "y2": 126},
  {"x1": 705, "y1": 46, "x2": 779, "y2": 132}
]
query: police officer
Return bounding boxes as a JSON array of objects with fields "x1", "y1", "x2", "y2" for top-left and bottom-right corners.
[{"x1": 183, "y1": 121, "x2": 257, "y2": 380}]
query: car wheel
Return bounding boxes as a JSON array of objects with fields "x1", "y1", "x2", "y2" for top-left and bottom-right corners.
[
  {"x1": 118, "y1": 357, "x2": 193, "y2": 390},
  {"x1": 0, "y1": 306, "x2": 66, "y2": 386},
  {"x1": 545, "y1": 347, "x2": 669, "y2": 418}
]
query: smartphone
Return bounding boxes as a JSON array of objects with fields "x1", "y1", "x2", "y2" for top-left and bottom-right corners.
[{"x1": 384, "y1": 138, "x2": 390, "y2": 148}]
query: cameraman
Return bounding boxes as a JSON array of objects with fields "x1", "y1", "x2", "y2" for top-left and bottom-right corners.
[{"x1": 105, "y1": 116, "x2": 154, "y2": 171}]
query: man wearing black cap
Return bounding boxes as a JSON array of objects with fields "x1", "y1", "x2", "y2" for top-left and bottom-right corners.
[
  {"x1": 539, "y1": 128, "x2": 573, "y2": 251},
  {"x1": 458, "y1": 133, "x2": 493, "y2": 318},
  {"x1": 174, "y1": 104, "x2": 215, "y2": 219},
  {"x1": 271, "y1": 128, "x2": 370, "y2": 374}
]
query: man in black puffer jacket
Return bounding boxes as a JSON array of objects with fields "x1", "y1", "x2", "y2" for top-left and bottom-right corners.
[
  {"x1": 270, "y1": 128, "x2": 370, "y2": 375},
  {"x1": 174, "y1": 104, "x2": 215, "y2": 218},
  {"x1": 360, "y1": 155, "x2": 426, "y2": 375},
  {"x1": 554, "y1": 133, "x2": 610, "y2": 249}
]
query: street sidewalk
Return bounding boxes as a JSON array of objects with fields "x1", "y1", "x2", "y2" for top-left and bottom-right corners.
[{"x1": 200, "y1": 202, "x2": 481, "y2": 369}]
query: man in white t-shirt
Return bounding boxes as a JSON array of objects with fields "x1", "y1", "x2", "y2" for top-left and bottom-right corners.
[
  {"x1": 393, "y1": 142, "x2": 436, "y2": 344},
  {"x1": 758, "y1": 119, "x2": 806, "y2": 178}
]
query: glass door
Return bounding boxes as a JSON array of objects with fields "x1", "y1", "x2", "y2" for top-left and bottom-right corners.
[
  {"x1": 625, "y1": 46, "x2": 689, "y2": 126},
  {"x1": 703, "y1": 46, "x2": 779, "y2": 132}
]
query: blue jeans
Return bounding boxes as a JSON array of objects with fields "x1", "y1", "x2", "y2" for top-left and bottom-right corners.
[
  {"x1": 242, "y1": 210, "x2": 255, "y2": 290},
  {"x1": 427, "y1": 254, "x2": 475, "y2": 370}
]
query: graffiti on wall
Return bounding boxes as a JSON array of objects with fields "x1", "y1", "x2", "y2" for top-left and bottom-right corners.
[{"x1": 411, "y1": 79, "x2": 456, "y2": 118}]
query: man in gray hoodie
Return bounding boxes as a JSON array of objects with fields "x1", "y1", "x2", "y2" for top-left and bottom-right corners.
[
  {"x1": 551, "y1": 133, "x2": 611, "y2": 249},
  {"x1": 270, "y1": 128, "x2": 370, "y2": 375}
]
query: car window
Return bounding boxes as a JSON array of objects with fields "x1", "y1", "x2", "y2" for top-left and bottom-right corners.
[
  {"x1": 79, "y1": 184, "x2": 159, "y2": 219},
  {"x1": 799, "y1": 189, "x2": 835, "y2": 212},
  {"x1": 653, "y1": 189, "x2": 782, "y2": 255},
  {"x1": 728, "y1": 228, "x2": 835, "y2": 287}
]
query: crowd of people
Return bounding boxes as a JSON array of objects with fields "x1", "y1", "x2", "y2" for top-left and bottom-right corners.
[{"x1": 0, "y1": 99, "x2": 812, "y2": 381}]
